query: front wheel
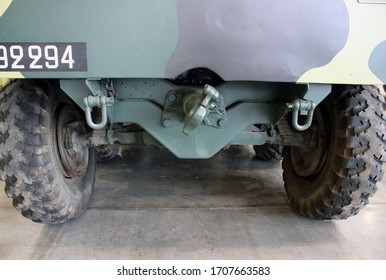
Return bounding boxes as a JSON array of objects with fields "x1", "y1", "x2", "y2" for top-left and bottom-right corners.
[
  {"x1": 282, "y1": 85, "x2": 386, "y2": 219},
  {"x1": 0, "y1": 80, "x2": 95, "y2": 224}
]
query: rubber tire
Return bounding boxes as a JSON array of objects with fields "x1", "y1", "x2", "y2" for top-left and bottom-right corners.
[
  {"x1": 0, "y1": 80, "x2": 95, "y2": 224},
  {"x1": 95, "y1": 144, "x2": 120, "y2": 162},
  {"x1": 253, "y1": 144, "x2": 283, "y2": 161},
  {"x1": 282, "y1": 85, "x2": 386, "y2": 219}
]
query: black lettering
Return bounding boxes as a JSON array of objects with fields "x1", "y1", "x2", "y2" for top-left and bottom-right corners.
[{"x1": 117, "y1": 266, "x2": 131, "y2": 276}]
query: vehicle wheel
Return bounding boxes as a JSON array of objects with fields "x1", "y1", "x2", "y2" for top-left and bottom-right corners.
[
  {"x1": 95, "y1": 144, "x2": 120, "y2": 162},
  {"x1": 0, "y1": 80, "x2": 95, "y2": 224},
  {"x1": 253, "y1": 143, "x2": 283, "y2": 161},
  {"x1": 282, "y1": 85, "x2": 386, "y2": 219}
]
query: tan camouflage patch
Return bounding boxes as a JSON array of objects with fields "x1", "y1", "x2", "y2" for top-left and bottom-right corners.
[
  {"x1": 0, "y1": 0, "x2": 12, "y2": 17},
  {"x1": 298, "y1": 0, "x2": 386, "y2": 85},
  {"x1": 0, "y1": 72, "x2": 23, "y2": 79}
]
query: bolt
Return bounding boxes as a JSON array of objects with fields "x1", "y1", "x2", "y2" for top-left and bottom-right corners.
[
  {"x1": 218, "y1": 119, "x2": 228, "y2": 128},
  {"x1": 168, "y1": 93, "x2": 177, "y2": 103},
  {"x1": 163, "y1": 118, "x2": 172, "y2": 127}
]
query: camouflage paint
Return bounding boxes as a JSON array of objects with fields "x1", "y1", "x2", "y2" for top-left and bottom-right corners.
[
  {"x1": 0, "y1": 0, "x2": 23, "y2": 78},
  {"x1": 0, "y1": 0, "x2": 179, "y2": 79},
  {"x1": 0, "y1": 0, "x2": 385, "y2": 84},
  {"x1": 0, "y1": 0, "x2": 12, "y2": 17},
  {"x1": 166, "y1": 0, "x2": 349, "y2": 82},
  {"x1": 298, "y1": 0, "x2": 386, "y2": 84},
  {"x1": 369, "y1": 40, "x2": 386, "y2": 84}
]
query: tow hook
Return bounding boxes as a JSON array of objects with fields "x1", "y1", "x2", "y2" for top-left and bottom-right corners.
[
  {"x1": 182, "y1": 85, "x2": 222, "y2": 135},
  {"x1": 162, "y1": 84, "x2": 228, "y2": 136},
  {"x1": 286, "y1": 99, "x2": 316, "y2": 131}
]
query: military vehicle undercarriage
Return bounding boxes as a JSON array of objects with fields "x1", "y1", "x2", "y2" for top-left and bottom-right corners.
[
  {"x1": 1, "y1": 0, "x2": 385, "y2": 223},
  {"x1": 1, "y1": 76, "x2": 385, "y2": 223}
]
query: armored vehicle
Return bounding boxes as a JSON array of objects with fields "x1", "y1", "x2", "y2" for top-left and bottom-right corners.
[{"x1": 1, "y1": 0, "x2": 385, "y2": 223}]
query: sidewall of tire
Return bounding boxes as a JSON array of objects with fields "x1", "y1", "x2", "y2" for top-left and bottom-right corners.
[
  {"x1": 44, "y1": 84, "x2": 95, "y2": 222},
  {"x1": 2, "y1": 81, "x2": 95, "y2": 223},
  {"x1": 284, "y1": 95, "x2": 335, "y2": 198},
  {"x1": 282, "y1": 86, "x2": 386, "y2": 219}
]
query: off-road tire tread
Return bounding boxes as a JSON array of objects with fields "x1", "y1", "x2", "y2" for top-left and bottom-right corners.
[
  {"x1": 253, "y1": 143, "x2": 283, "y2": 161},
  {"x1": 0, "y1": 80, "x2": 95, "y2": 224},
  {"x1": 283, "y1": 85, "x2": 386, "y2": 219}
]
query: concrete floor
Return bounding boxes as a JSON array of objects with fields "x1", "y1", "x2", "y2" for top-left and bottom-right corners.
[{"x1": 0, "y1": 145, "x2": 386, "y2": 260}]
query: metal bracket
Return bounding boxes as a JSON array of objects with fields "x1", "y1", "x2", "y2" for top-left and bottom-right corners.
[
  {"x1": 83, "y1": 79, "x2": 115, "y2": 131},
  {"x1": 286, "y1": 99, "x2": 316, "y2": 131},
  {"x1": 161, "y1": 84, "x2": 228, "y2": 135},
  {"x1": 84, "y1": 94, "x2": 114, "y2": 130}
]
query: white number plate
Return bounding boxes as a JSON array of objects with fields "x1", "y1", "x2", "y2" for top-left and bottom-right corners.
[{"x1": 0, "y1": 43, "x2": 87, "y2": 71}]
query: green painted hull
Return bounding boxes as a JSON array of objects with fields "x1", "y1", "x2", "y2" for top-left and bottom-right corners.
[{"x1": 1, "y1": 0, "x2": 385, "y2": 84}]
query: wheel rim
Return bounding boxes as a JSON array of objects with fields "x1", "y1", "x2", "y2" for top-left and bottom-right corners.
[
  {"x1": 290, "y1": 109, "x2": 329, "y2": 177},
  {"x1": 56, "y1": 104, "x2": 89, "y2": 179}
]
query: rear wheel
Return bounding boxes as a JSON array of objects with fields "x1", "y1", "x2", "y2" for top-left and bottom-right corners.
[
  {"x1": 253, "y1": 143, "x2": 283, "y2": 161},
  {"x1": 0, "y1": 80, "x2": 95, "y2": 224},
  {"x1": 282, "y1": 85, "x2": 386, "y2": 219}
]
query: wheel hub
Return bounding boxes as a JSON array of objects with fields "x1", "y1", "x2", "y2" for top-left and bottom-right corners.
[
  {"x1": 56, "y1": 105, "x2": 89, "y2": 179},
  {"x1": 290, "y1": 110, "x2": 328, "y2": 177}
]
